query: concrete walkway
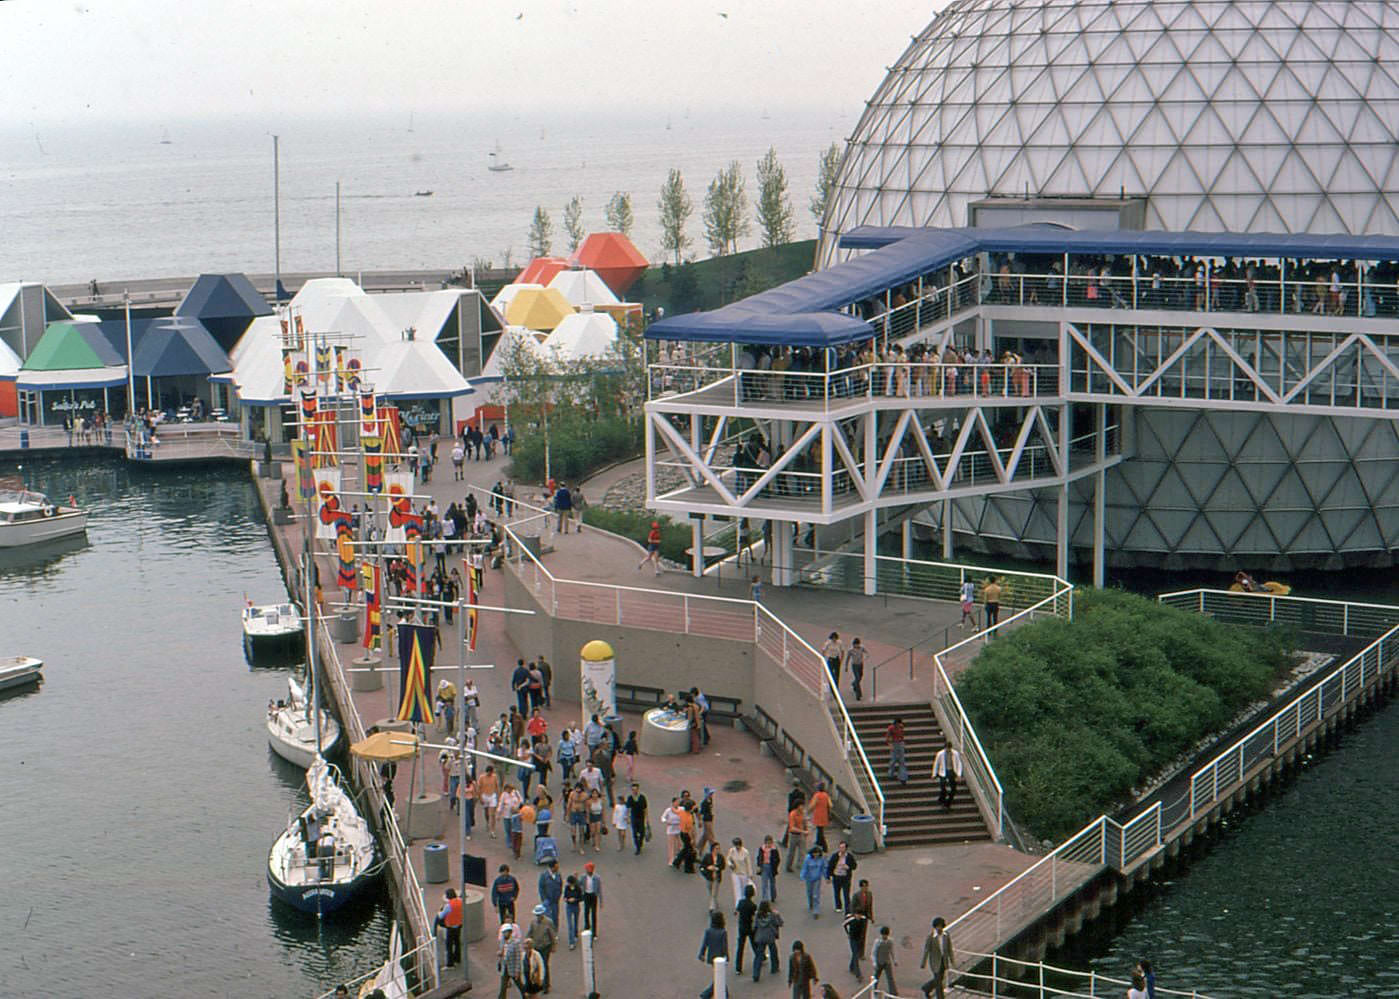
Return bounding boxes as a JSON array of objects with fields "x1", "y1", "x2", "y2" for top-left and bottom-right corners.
[{"x1": 265, "y1": 449, "x2": 1038, "y2": 998}]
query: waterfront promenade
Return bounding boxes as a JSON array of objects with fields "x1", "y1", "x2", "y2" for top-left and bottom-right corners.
[{"x1": 255, "y1": 453, "x2": 1042, "y2": 998}]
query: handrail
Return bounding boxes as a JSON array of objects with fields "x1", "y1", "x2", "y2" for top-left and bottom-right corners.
[
  {"x1": 956, "y1": 949, "x2": 1212, "y2": 999},
  {"x1": 312, "y1": 936, "x2": 437, "y2": 999}
]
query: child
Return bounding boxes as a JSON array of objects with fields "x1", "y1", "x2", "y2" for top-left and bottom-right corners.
[{"x1": 751, "y1": 575, "x2": 763, "y2": 604}]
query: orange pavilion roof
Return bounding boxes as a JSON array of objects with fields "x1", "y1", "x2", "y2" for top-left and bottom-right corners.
[
  {"x1": 569, "y1": 233, "x2": 647, "y2": 296},
  {"x1": 516, "y1": 256, "x2": 570, "y2": 286}
]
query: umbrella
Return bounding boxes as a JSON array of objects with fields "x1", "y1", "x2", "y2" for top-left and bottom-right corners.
[{"x1": 349, "y1": 729, "x2": 420, "y2": 762}]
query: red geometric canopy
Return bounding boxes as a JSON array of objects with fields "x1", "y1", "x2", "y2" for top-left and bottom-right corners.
[
  {"x1": 516, "y1": 256, "x2": 570, "y2": 286},
  {"x1": 569, "y1": 233, "x2": 647, "y2": 296}
]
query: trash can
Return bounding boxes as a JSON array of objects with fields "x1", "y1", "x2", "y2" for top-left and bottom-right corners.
[
  {"x1": 849, "y1": 813, "x2": 877, "y2": 855},
  {"x1": 334, "y1": 610, "x2": 359, "y2": 644},
  {"x1": 423, "y1": 841, "x2": 449, "y2": 884},
  {"x1": 518, "y1": 534, "x2": 542, "y2": 561},
  {"x1": 18, "y1": 429, "x2": 28, "y2": 449}
]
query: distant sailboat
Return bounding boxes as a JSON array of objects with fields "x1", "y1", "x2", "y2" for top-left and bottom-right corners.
[
  {"x1": 488, "y1": 141, "x2": 513, "y2": 172},
  {"x1": 666, "y1": 115, "x2": 672, "y2": 131},
  {"x1": 408, "y1": 112, "x2": 415, "y2": 133},
  {"x1": 160, "y1": 127, "x2": 173, "y2": 145}
]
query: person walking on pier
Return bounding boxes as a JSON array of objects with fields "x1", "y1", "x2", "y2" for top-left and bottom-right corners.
[
  {"x1": 799, "y1": 845, "x2": 826, "y2": 917},
  {"x1": 697, "y1": 910, "x2": 729, "y2": 999},
  {"x1": 735, "y1": 883, "x2": 758, "y2": 975},
  {"x1": 872, "y1": 925, "x2": 899, "y2": 995},
  {"x1": 496, "y1": 925, "x2": 525, "y2": 999},
  {"x1": 826, "y1": 841, "x2": 857, "y2": 914},
  {"x1": 932, "y1": 746, "x2": 962, "y2": 808},
  {"x1": 563, "y1": 874, "x2": 582, "y2": 950},
  {"x1": 809, "y1": 783, "x2": 832, "y2": 851},
  {"x1": 525, "y1": 904, "x2": 557, "y2": 993},
  {"x1": 821, "y1": 632, "x2": 845, "y2": 694},
  {"x1": 726, "y1": 837, "x2": 754, "y2": 906},
  {"x1": 787, "y1": 940, "x2": 820, "y2": 998},
  {"x1": 959, "y1": 579, "x2": 977, "y2": 628},
  {"x1": 845, "y1": 639, "x2": 867, "y2": 702},
  {"x1": 580, "y1": 862, "x2": 603, "y2": 937},
  {"x1": 625, "y1": 783, "x2": 649, "y2": 855},
  {"x1": 757, "y1": 834, "x2": 781, "y2": 902},
  {"x1": 843, "y1": 906, "x2": 869, "y2": 979},
  {"x1": 982, "y1": 577, "x2": 1002, "y2": 632},
  {"x1": 538, "y1": 860, "x2": 562, "y2": 927},
  {"x1": 750, "y1": 901, "x2": 783, "y2": 983},
  {"x1": 919, "y1": 916, "x2": 954, "y2": 999},
  {"x1": 435, "y1": 888, "x2": 464, "y2": 967},
  {"x1": 491, "y1": 864, "x2": 521, "y2": 924}
]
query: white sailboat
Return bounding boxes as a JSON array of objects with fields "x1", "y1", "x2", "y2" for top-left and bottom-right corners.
[
  {"x1": 488, "y1": 141, "x2": 513, "y2": 172},
  {"x1": 267, "y1": 674, "x2": 343, "y2": 768},
  {"x1": 266, "y1": 555, "x2": 378, "y2": 915}
]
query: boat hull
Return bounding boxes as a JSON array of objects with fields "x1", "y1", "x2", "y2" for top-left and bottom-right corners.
[
  {"x1": 267, "y1": 863, "x2": 377, "y2": 915},
  {"x1": 0, "y1": 656, "x2": 43, "y2": 691},
  {"x1": 0, "y1": 511, "x2": 88, "y2": 548},
  {"x1": 267, "y1": 716, "x2": 342, "y2": 769}
]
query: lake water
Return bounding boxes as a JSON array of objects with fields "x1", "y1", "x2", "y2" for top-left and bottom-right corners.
[
  {"x1": 0, "y1": 455, "x2": 388, "y2": 997},
  {"x1": 0, "y1": 108, "x2": 853, "y2": 286}
]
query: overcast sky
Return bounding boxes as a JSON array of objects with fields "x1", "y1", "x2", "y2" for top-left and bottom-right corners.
[{"x1": 2, "y1": 0, "x2": 937, "y2": 125}]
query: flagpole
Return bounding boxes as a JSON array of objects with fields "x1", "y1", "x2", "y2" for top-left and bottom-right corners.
[{"x1": 456, "y1": 582, "x2": 471, "y2": 988}]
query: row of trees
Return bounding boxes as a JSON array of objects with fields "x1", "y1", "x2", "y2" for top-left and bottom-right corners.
[
  {"x1": 529, "y1": 192, "x2": 636, "y2": 258},
  {"x1": 527, "y1": 143, "x2": 845, "y2": 265}
]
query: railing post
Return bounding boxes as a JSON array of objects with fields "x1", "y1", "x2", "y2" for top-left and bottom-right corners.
[
  {"x1": 684, "y1": 594, "x2": 691, "y2": 634},
  {"x1": 615, "y1": 587, "x2": 622, "y2": 626}
]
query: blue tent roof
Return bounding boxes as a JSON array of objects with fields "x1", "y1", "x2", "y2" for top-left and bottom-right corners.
[
  {"x1": 176, "y1": 273, "x2": 272, "y2": 351},
  {"x1": 647, "y1": 225, "x2": 1399, "y2": 347},
  {"x1": 130, "y1": 317, "x2": 231, "y2": 377}
]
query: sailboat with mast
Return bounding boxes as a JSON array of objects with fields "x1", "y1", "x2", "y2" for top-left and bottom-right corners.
[
  {"x1": 488, "y1": 141, "x2": 513, "y2": 172},
  {"x1": 265, "y1": 552, "x2": 377, "y2": 913}
]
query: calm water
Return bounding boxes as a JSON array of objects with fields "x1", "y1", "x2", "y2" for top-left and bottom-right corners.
[
  {"x1": 1056, "y1": 701, "x2": 1399, "y2": 998},
  {"x1": 0, "y1": 109, "x2": 851, "y2": 285},
  {"x1": 0, "y1": 456, "x2": 388, "y2": 998}
]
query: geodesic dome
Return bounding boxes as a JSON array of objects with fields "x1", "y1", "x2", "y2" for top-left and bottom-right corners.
[{"x1": 820, "y1": 0, "x2": 1399, "y2": 265}]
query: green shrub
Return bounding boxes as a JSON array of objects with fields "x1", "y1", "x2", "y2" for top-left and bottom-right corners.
[
  {"x1": 956, "y1": 588, "x2": 1294, "y2": 841},
  {"x1": 580, "y1": 508, "x2": 691, "y2": 564},
  {"x1": 508, "y1": 415, "x2": 642, "y2": 484}
]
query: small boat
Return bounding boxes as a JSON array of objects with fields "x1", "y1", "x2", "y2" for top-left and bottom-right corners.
[
  {"x1": 243, "y1": 602, "x2": 303, "y2": 655},
  {"x1": 0, "y1": 491, "x2": 88, "y2": 549},
  {"x1": 160, "y1": 127, "x2": 173, "y2": 145},
  {"x1": 358, "y1": 922, "x2": 411, "y2": 999},
  {"x1": 414, "y1": 190, "x2": 433, "y2": 197},
  {"x1": 488, "y1": 142, "x2": 513, "y2": 172},
  {"x1": 267, "y1": 755, "x2": 379, "y2": 915},
  {"x1": 0, "y1": 655, "x2": 43, "y2": 692},
  {"x1": 268, "y1": 675, "x2": 342, "y2": 769}
]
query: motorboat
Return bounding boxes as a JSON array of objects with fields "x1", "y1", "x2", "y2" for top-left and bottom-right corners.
[
  {"x1": 0, "y1": 656, "x2": 43, "y2": 692},
  {"x1": 267, "y1": 675, "x2": 342, "y2": 769},
  {"x1": 0, "y1": 491, "x2": 88, "y2": 549},
  {"x1": 243, "y1": 602, "x2": 303, "y2": 655},
  {"x1": 267, "y1": 755, "x2": 379, "y2": 915}
]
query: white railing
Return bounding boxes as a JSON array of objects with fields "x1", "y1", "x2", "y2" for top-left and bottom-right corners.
[
  {"x1": 956, "y1": 949, "x2": 1213, "y2": 999},
  {"x1": 948, "y1": 587, "x2": 1399, "y2": 960},
  {"x1": 503, "y1": 520, "x2": 884, "y2": 840},
  {"x1": 311, "y1": 936, "x2": 437, "y2": 999}
]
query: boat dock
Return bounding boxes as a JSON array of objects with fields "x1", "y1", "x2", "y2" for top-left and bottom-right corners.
[{"x1": 0, "y1": 422, "x2": 254, "y2": 465}]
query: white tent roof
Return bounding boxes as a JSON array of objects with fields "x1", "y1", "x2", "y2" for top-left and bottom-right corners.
[
  {"x1": 477, "y1": 326, "x2": 547, "y2": 382},
  {"x1": 374, "y1": 339, "x2": 474, "y2": 400},
  {"x1": 0, "y1": 337, "x2": 20, "y2": 377},
  {"x1": 220, "y1": 316, "x2": 285, "y2": 401},
  {"x1": 543, "y1": 312, "x2": 619, "y2": 363},
  {"x1": 16, "y1": 365, "x2": 129, "y2": 390},
  {"x1": 375, "y1": 290, "x2": 466, "y2": 344},
  {"x1": 547, "y1": 269, "x2": 620, "y2": 307},
  {"x1": 489, "y1": 282, "x2": 543, "y2": 314}
]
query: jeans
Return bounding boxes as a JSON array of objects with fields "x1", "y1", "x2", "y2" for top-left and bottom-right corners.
[
  {"x1": 582, "y1": 894, "x2": 599, "y2": 935},
  {"x1": 565, "y1": 903, "x2": 579, "y2": 946},
  {"x1": 888, "y1": 743, "x2": 908, "y2": 783},
  {"x1": 804, "y1": 879, "x2": 821, "y2": 913},
  {"x1": 752, "y1": 941, "x2": 779, "y2": 981},
  {"x1": 760, "y1": 869, "x2": 777, "y2": 902},
  {"x1": 735, "y1": 928, "x2": 754, "y2": 972},
  {"x1": 832, "y1": 876, "x2": 851, "y2": 913}
]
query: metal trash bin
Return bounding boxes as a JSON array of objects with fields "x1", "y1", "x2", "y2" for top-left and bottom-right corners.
[
  {"x1": 423, "y1": 841, "x2": 449, "y2": 884},
  {"x1": 333, "y1": 610, "x2": 359, "y2": 644},
  {"x1": 849, "y1": 813, "x2": 877, "y2": 855}
]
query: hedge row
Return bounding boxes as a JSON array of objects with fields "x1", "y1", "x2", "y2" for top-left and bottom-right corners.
[{"x1": 955, "y1": 588, "x2": 1295, "y2": 842}]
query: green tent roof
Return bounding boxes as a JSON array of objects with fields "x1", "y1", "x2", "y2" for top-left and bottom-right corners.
[{"x1": 21, "y1": 321, "x2": 124, "y2": 372}]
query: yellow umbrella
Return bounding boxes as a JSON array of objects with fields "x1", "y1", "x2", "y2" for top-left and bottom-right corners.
[
  {"x1": 505, "y1": 286, "x2": 575, "y2": 331},
  {"x1": 349, "y1": 729, "x2": 420, "y2": 762}
]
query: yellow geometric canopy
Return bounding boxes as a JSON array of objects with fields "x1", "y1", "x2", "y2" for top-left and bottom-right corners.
[{"x1": 504, "y1": 287, "x2": 575, "y2": 332}]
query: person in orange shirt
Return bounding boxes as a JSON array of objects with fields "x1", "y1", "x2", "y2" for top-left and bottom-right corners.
[
  {"x1": 673, "y1": 801, "x2": 698, "y2": 873},
  {"x1": 808, "y1": 783, "x2": 832, "y2": 851},
  {"x1": 785, "y1": 803, "x2": 809, "y2": 872}
]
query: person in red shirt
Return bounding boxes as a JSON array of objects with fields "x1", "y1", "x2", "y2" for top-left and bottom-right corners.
[
  {"x1": 526, "y1": 707, "x2": 548, "y2": 740},
  {"x1": 637, "y1": 521, "x2": 663, "y2": 575},
  {"x1": 808, "y1": 782, "x2": 832, "y2": 851},
  {"x1": 885, "y1": 718, "x2": 908, "y2": 784},
  {"x1": 785, "y1": 803, "x2": 809, "y2": 871}
]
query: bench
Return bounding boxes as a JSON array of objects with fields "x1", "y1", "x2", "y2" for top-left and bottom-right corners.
[{"x1": 614, "y1": 682, "x2": 744, "y2": 726}]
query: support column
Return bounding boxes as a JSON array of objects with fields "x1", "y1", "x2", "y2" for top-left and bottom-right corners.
[
  {"x1": 1093, "y1": 404, "x2": 1107, "y2": 588},
  {"x1": 771, "y1": 523, "x2": 794, "y2": 588},
  {"x1": 1057, "y1": 405, "x2": 1071, "y2": 580},
  {"x1": 942, "y1": 498, "x2": 954, "y2": 559},
  {"x1": 692, "y1": 518, "x2": 704, "y2": 578},
  {"x1": 863, "y1": 508, "x2": 877, "y2": 596},
  {"x1": 901, "y1": 518, "x2": 913, "y2": 559}
]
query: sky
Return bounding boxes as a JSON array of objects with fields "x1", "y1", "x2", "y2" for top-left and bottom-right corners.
[{"x1": 1, "y1": 0, "x2": 938, "y2": 125}]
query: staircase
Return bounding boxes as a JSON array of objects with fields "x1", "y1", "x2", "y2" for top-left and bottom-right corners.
[{"x1": 846, "y1": 702, "x2": 991, "y2": 848}]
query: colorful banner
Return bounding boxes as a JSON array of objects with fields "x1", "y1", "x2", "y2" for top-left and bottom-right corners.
[
  {"x1": 294, "y1": 313, "x2": 305, "y2": 350},
  {"x1": 335, "y1": 346, "x2": 348, "y2": 394},
  {"x1": 379, "y1": 405, "x2": 402, "y2": 460},
  {"x1": 359, "y1": 389, "x2": 378, "y2": 438},
  {"x1": 383, "y1": 472, "x2": 416, "y2": 543},
  {"x1": 466, "y1": 561, "x2": 478, "y2": 652},
  {"x1": 403, "y1": 542, "x2": 420, "y2": 594},
  {"x1": 362, "y1": 563, "x2": 381, "y2": 650},
  {"x1": 299, "y1": 388, "x2": 318, "y2": 435},
  {"x1": 345, "y1": 356, "x2": 363, "y2": 393},
  {"x1": 282, "y1": 349, "x2": 296, "y2": 397},
  {"x1": 280, "y1": 316, "x2": 290, "y2": 343},
  {"x1": 290, "y1": 439, "x2": 315, "y2": 501},
  {"x1": 314, "y1": 467, "x2": 347, "y2": 541},
  {"x1": 295, "y1": 355, "x2": 310, "y2": 389},
  {"x1": 336, "y1": 518, "x2": 357, "y2": 591},
  {"x1": 363, "y1": 435, "x2": 384, "y2": 494},
  {"x1": 315, "y1": 338, "x2": 332, "y2": 389},
  {"x1": 396, "y1": 623, "x2": 436, "y2": 725},
  {"x1": 312, "y1": 409, "x2": 338, "y2": 469}
]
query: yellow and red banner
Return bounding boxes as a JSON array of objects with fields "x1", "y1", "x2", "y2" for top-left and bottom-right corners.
[
  {"x1": 360, "y1": 390, "x2": 378, "y2": 438},
  {"x1": 363, "y1": 436, "x2": 384, "y2": 494},
  {"x1": 312, "y1": 409, "x2": 338, "y2": 468},
  {"x1": 334, "y1": 346, "x2": 349, "y2": 394},
  {"x1": 396, "y1": 623, "x2": 436, "y2": 725},
  {"x1": 345, "y1": 356, "x2": 363, "y2": 393},
  {"x1": 315, "y1": 338, "x2": 332, "y2": 389},
  {"x1": 466, "y1": 562, "x2": 478, "y2": 652},
  {"x1": 384, "y1": 472, "x2": 417, "y2": 543},
  {"x1": 282, "y1": 349, "x2": 297, "y2": 397},
  {"x1": 379, "y1": 405, "x2": 403, "y2": 460},
  {"x1": 362, "y1": 563, "x2": 381, "y2": 650},
  {"x1": 290, "y1": 439, "x2": 315, "y2": 501},
  {"x1": 314, "y1": 467, "x2": 346, "y2": 541}
]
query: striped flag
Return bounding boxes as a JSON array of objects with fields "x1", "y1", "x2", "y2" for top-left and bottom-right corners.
[
  {"x1": 362, "y1": 563, "x2": 381, "y2": 649},
  {"x1": 466, "y1": 560, "x2": 478, "y2": 652},
  {"x1": 397, "y1": 624, "x2": 435, "y2": 725}
]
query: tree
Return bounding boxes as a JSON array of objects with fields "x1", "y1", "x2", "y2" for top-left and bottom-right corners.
[
  {"x1": 702, "y1": 161, "x2": 750, "y2": 256},
  {"x1": 527, "y1": 206, "x2": 553, "y2": 258},
  {"x1": 605, "y1": 192, "x2": 634, "y2": 236},
  {"x1": 810, "y1": 142, "x2": 842, "y2": 231},
  {"x1": 563, "y1": 196, "x2": 585, "y2": 251},
  {"x1": 658, "y1": 168, "x2": 693, "y2": 266},
  {"x1": 755, "y1": 146, "x2": 795, "y2": 248}
]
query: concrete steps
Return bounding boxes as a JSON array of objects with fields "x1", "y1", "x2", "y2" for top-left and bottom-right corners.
[{"x1": 846, "y1": 702, "x2": 991, "y2": 848}]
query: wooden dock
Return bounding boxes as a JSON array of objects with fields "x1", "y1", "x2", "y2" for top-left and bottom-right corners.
[{"x1": 0, "y1": 421, "x2": 251, "y2": 465}]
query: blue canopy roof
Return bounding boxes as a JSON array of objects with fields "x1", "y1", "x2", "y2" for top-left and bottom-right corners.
[
  {"x1": 648, "y1": 225, "x2": 1399, "y2": 347},
  {"x1": 131, "y1": 318, "x2": 231, "y2": 377},
  {"x1": 175, "y1": 273, "x2": 272, "y2": 351}
]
